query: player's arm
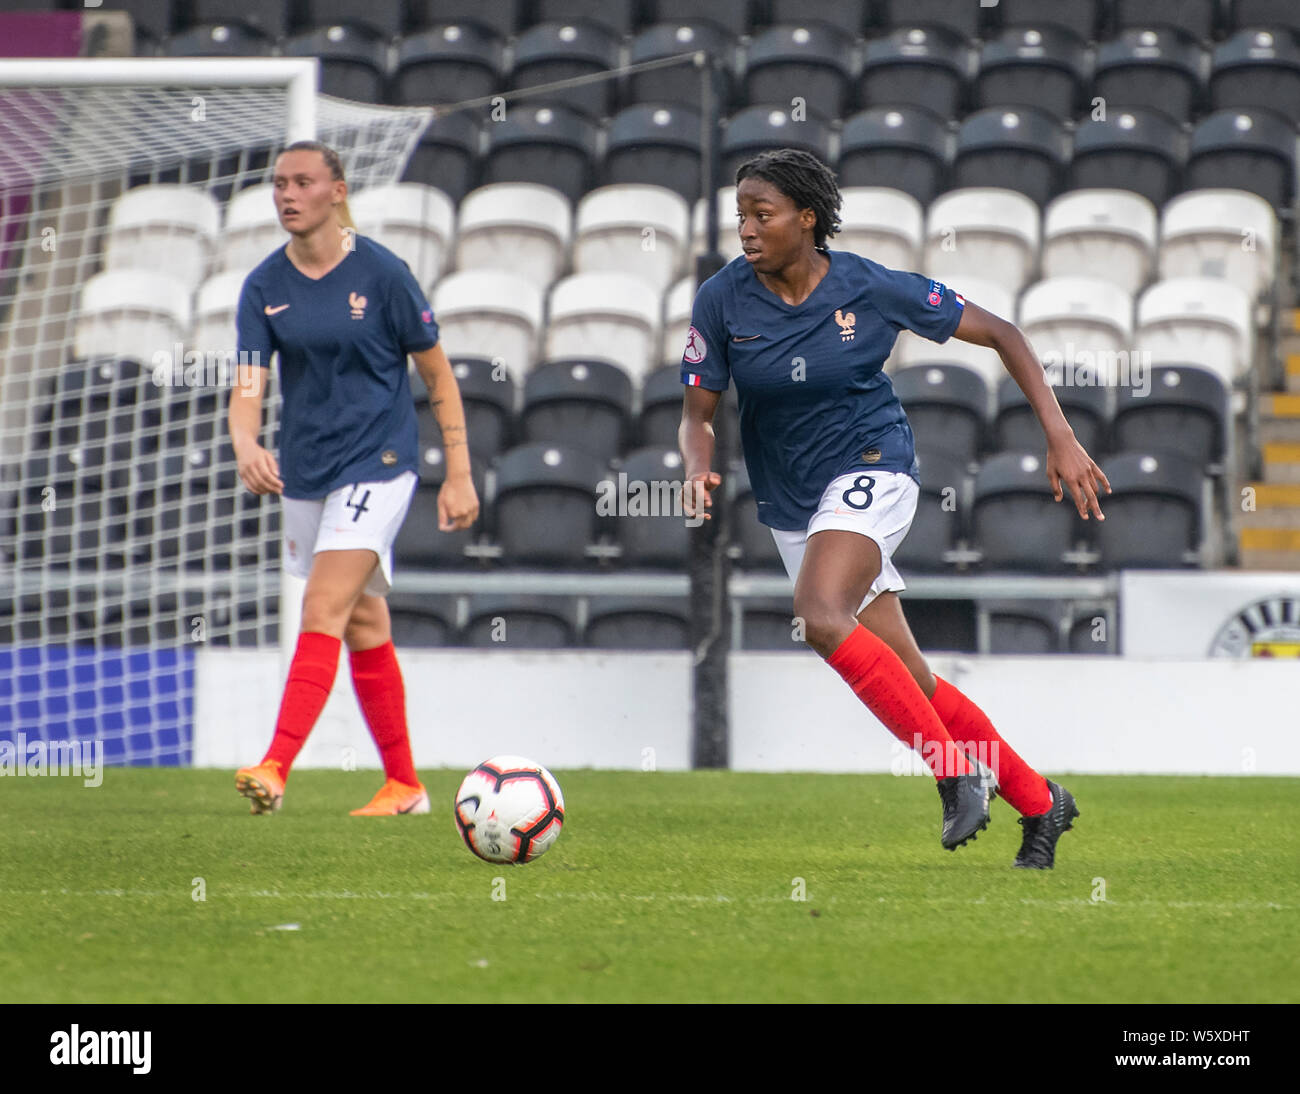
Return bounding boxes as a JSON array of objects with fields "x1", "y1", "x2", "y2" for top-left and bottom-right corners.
[
  {"x1": 228, "y1": 366, "x2": 282, "y2": 495},
  {"x1": 952, "y1": 300, "x2": 1111, "y2": 520},
  {"x1": 679, "y1": 385, "x2": 723, "y2": 521},
  {"x1": 409, "y1": 342, "x2": 479, "y2": 531}
]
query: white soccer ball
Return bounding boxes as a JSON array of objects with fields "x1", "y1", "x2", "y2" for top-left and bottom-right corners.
[{"x1": 453, "y1": 756, "x2": 565, "y2": 864}]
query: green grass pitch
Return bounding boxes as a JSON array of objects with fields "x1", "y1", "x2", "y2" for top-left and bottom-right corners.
[{"x1": 1, "y1": 769, "x2": 1296, "y2": 1003}]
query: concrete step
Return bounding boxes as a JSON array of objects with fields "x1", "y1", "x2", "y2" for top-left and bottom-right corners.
[
  {"x1": 1259, "y1": 394, "x2": 1300, "y2": 444},
  {"x1": 1239, "y1": 483, "x2": 1300, "y2": 528},
  {"x1": 1238, "y1": 527, "x2": 1300, "y2": 569},
  {"x1": 1261, "y1": 442, "x2": 1300, "y2": 483},
  {"x1": 1286, "y1": 355, "x2": 1300, "y2": 395}
]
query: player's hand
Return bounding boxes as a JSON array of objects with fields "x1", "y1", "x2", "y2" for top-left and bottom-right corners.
[
  {"x1": 1047, "y1": 433, "x2": 1111, "y2": 521},
  {"x1": 438, "y1": 473, "x2": 479, "y2": 531},
  {"x1": 235, "y1": 443, "x2": 283, "y2": 495},
  {"x1": 681, "y1": 470, "x2": 722, "y2": 521}
]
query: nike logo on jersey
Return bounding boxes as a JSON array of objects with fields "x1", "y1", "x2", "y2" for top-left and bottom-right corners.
[
  {"x1": 732, "y1": 334, "x2": 761, "y2": 342},
  {"x1": 264, "y1": 304, "x2": 290, "y2": 315}
]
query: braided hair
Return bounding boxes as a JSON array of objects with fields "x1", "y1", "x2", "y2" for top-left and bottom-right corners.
[{"x1": 735, "y1": 148, "x2": 842, "y2": 249}]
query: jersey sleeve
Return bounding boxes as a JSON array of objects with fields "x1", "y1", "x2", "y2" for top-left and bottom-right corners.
[
  {"x1": 679, "y1": 276, "x2": 730, "y2": 392},
  {"x1": 235, "y1": 275, "x2": 274, "y2": 368},
  {"x1": 869, "y1": 266, "x2": 966, "y2": 344},
  {"x1": 386, "y1": 259, "x2": 439, "y2": 355}
]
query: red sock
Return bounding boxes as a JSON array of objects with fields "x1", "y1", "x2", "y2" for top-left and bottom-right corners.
[
  {"x1": 349, "y1": 640, "x2": 419, "y2": 787},
  {"x1": 930, "y1": 675, "x2": 1052, "y2": 815},
  {"x1": 263, "y1": 631, "x2": 341, "y2": 775},
  {"x1": 827, "y1": 625, "x2": 970, "y2": 779}
]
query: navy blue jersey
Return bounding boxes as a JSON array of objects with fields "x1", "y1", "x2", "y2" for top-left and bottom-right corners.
[
  {"x1": 236, "y1": 235, "x2": 439, "y2": 499},
  {"x1": 680, "y1": 250, "x2": 966, "y2": 531}
]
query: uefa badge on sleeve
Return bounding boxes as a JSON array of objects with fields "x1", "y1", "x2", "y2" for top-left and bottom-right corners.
[{"x1": 684, "y1": 325, "x2": 707, "y2": 365}]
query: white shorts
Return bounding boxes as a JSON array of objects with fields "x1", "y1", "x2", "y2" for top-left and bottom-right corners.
[
  {"x1": 281, "y1": 471, "x2": 417, "y2": 597},
  {"x1": 771, "y1": 470, "x2": 920, "y2": 615}
]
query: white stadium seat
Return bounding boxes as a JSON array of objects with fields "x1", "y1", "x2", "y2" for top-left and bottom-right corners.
[
  {"x1": 662, "y1": 275, "x2": 695, "y2": 368},
  {"x1": 692, "y1": 186, "x2": 743, "y2": 262},
  {"x1": 923, "y1": 187, "x2": 1041, "y2": 295},
  {"x1": 574, "y1": 184, "x2": 690, "y2": 293},
  {"x1": 432, "y1": 270, "x2": 543, "y2": 380},
  {"x1": 192, "y1": 269, "x2": 251, "y2": 362},
  {"x1": 1042, "y1": 189, "x2": 1158, "y2": 297},
  {"x1": 1158, "y1": 189, "x2": 1278, "y2": 301},
  {"x1": 352, "y1": 183, "x2": 456, "y2": 291},
  {"x1": 837, "y1": 187, "x2": 924, "y2": 272},
  {"x1": 105, "y1": 184, "x2": 221, "y2": 293},
  {"x1": 1018, "y1": 277, "x2": 1134, "y2": 385},
  {"x1": 545, "y1": 272, "x2": 662, "y2": 384},
  {"x1": 219, "y1": 184, "x2": 286, "y2": 271},
  {"x1": 1136, "y1": 277, "x2": 1254, "y2": 385},
  {"x1": 453, "y1": 182, "x2": 570, "y2": 292},
  {"x1": 889, "y1": 276, "x2": 1015, "y2": 390},
  {"x1": 75, "y1": 268, "x2": 191, "y2": 365}
]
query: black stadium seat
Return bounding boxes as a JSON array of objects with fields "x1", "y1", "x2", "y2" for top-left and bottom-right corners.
[
  {"x1": 298, "y1": 0, "x2": 404, "y2": 40},
  {"x1": 603, "y1": 104, "x2": 702, "y2": 204},
  {"x1": 1092, "y1": 451, "x2": 1203, "y2": 569},
  {"x1": 408, "y1": 0, "x2": 521, "y2": 39},
  {"x1": 1067, "y1": 108, "x2": 1185, "y2": 209},
  {"x1": 393, "y1": 470, "x2": 486, "y2": 572},
  {"x1": 609, "y1": 447, "x2": 692, "y2": 568},
  {"x1": 1111, "y1": 365, "x2": 1228, "y2": 468},
  {"x1": 584, "y1": 596, "x2": 691, "y2": 649},
  {"x1": 838, "y1": 106, "x2": 950, "y2": 204},
  {"x1": 974, "y1": 27, "x2": 1089, "y2": 123},
  {"x1": 163, "y1": 23, "x2": 273, "y2": 56},
  {"x1": 1114, "y1": 0, "x2": 1220, "y2": 41},
  {"x1": 891, "y1": 364, "x2": 989, "y2": 465},
  {"x1": 893, "y1": 450, "x2": 969, "y2": 573},
  {"x1": 858, "y1": 25, "x2": 968, "y2": 121},
  {"x1": 742, "y1": 24, "x2": 856, "y2": 121},
  {"x1": 625, "y1": 22, "x2": 736, "y2": 111},
  {"x1": 511, "y1": 21, "x2": 621, "y2": 121},
  {"x1": 728, "y1": 461, "x2": 784, "y2": 572},
  {"x1": 520, "y1": 358, "x2": 633, "y2": 465},
  {"x1": 952, "y1": 106, "x2": 1066, "y2": 207},
  {"x1": 532, "y1": 0, "x2": 636, "y2": 39},
  {"x1": 740, "y1": 597, "x2": 807, "y2": 652},
  {"x1": 463, "y1": 595, "x2": 579, "y2": 648},
  {"x1": 995, "y1": 372, "x2": 1110, "y2": 457},
  {"x1": 972, "y1": 452, "x2": 1087, "y2": 571},
  {"x1": 1210, "y1": 29, "x2": 1300, "y2": 124},
  {"x1": 1230, "y1": 0, "x2": 1300, "y2": 37},
  {"x1": 391, "y1": 24, "x2": 503, "y2": 107},
  {"x1": 984, "y1": 599, "x2": 1063, "y2": 654},
  {"x1": 284, "y1": 25, "x2": 388, "y2": 103},
  {"x1": 387, "y1": 593, "x2": 460, "y2": 647},
  {"x1": 1186, "y1": 108, "x2": 1296, "y2": 211},
  {"x1": 721, "y1": 106, "x2": 834, "y2": 185},
  {"x1": 1092, "y1": 28, "x2": 1206, "y2": 126},
  {"x1": 410, "y1": 356, "x2": 516, "y2": 464},
  {"x1": 646, "y1": 0, "x2": 749, "y2": 38},
  {"x1": 400, "y1": 111, "x2": 479, "y2": 201},
  {"x1": 190, "y1": 0, "x2": 287, "y2": 39},
  {"x1": 874, "y1": 0, "x2": 985, "y2": 41},
  {"x1": 767, "y1": 0, "x2": 871, "y2": 39},
  {"x1": 481, "y1": 103, "x2": 599, "y2": 206},
  {"x1": 991, "y1": 0, "x2": 1104, "y2": 41},
  {"x1": 491, "y1": 443, "x2": 606, "y2": 566}
]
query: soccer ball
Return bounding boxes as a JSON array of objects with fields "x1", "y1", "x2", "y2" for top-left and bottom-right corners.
[{"x1": 453, "y1": 756, "x2": 565, "y2": 864}]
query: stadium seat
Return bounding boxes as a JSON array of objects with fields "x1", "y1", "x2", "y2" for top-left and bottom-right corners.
[
  {"x1": 106, "y1": 0, "x2": 173, "y2": 46},
  {"x1": 729, "y1": 462, "x2": 784, "y2": 572},
  {"x1": 453, "y1": 183, "x2": 570, "y2": 292},
  {"x1": 892, "y1": 450, "x2": 969, "y2": 572},
  {"x1": 994, "y1": 372, "x2": 1110, "y2": 457},
  {"x1": 159, "y1": 387, "x2": 224, "y2": 451},
  {"x1": 1092, "y1": 451, "x2": 1204, "y2": 569},
  {"x1": 284, "y1": 25, "x2": 387, "y2": 102},
  {"x1": 352, "y1": 183, "x2": 455, "y2": 290},
  {"x1": 297, "y1": 0, "x2": 404, "y2": 40},
  {"x1": 1229, "y1": 0, "x2": 1300, "y2": 37},
  {"x1": 584, "y1": 596, "x2": 691, "y2": 650},
  {"x1": 661, "y1": 275, "x2": 696, "y2": 369},
  {"x1": 408, "y1": 356, "x2": 517, "y2": 464},
  {"x1": 74, "y1": 270, "x2": 190, "y2": 366},
  {"x1": 105, "y1": 185, "x2": 220, "y2": 294},
  {"x1": 1158, "y1": 189, "x2": 1279, "y2": 300},
  {"x1": 891, "y1": 365, "x2": 989, "y2": 465},
  {"x1": 408, "y1": 0, "x2": 521, "y2": 39},
  {"x1": 391, "y1": 24, "x2": 503, "y2": 107},
  {"x1": 720, "y1": 106, "x2": 834, "y2": 188},
  {"x1": 192, "y1": 269, "x2": 248, "y2": 361},
  {"x1": 463, "y1": 595, "x2": 579, "y2": 649},
  {"x1": 971, "y1": 452, "x2": 1088, "y2": 571},
  {"x1": 1210, "y1": 29, "x2": 1300, "y2": 121},
  {"x1": 545, "y1": 273, "x2": 662, "y2": 384},
  {"x1": 838, "y1": 107, "x2": 950, "y2": 205},
  {"x1": 20, "y1": 480, "x2": 130, "y2": 573},
  {"x1": 1067, "y1": 109, "x2": 1185, "y2": 209},
  {"x1": 511, "y1": 21, "x2": 621, "y2": 120},
  {"x1": 1091, "y1": 28, "x2": 1205, "y2": 126},
  {"x1": 219, "y1": 183, "x2": 285, "y2": 271},
  {"x1": 481, "y1": 103, "x2": 599, "y2": 207},
  {"x1": 1068, "y1": 608, "x2": 1113, "y2": 653},
  {"x1": 974, "y1": 27, "x2": 1089, "y2": 123},
  {"x1": 991, "y1": 0, "x2": 1104, "y2": 41},
  {"x1": 984, "y1": 599, "x2": 1063, "y2": 654},
  {"x1": 874, "y1": 0, "x2": 984, "y2": 40},
  {"x1": 520, "y1": 358, "x2": 634, "y2": 465},
  {"x1": 386, "y1": 593, "x2": 460, "y2": 648},
  {"x1": 604, "y1": 104, "x2": 703, "y2": 205},
  {"x1": 163, "y1": 23, "x2": 273, "y2": 56},
  {"x1": 393, "y1": 474, "x2": 485, "y2": 570},
  {"x1": 1041, "y1": 189, "x2": 1158, "y2": 297},
  {"x1": 574, "y1": 185, "x2": 690, "y2": 294},
  {"x1": 432, "y1": 271, "x2": 543, "y2": 381},
  {"x1": 857, "y1": 25, "x2": 968, "y2": 122},
  {"x1": 690, "y1": 187, "x2": 743, "y2": 264},
  {"x1": 767, "y1": 1, "x2": 871, "y2": 39},
  {"x1": 639, "y1": 365, "x2": 687, "y2": 451},
  {"x1": 401, "y1": 111, "x2": 480, "y2": 202},
  {"x1": 1112, "y1": 364, "x2": 1229, "y2": 468},
  {"x1": 1135, "y1": 277, "x2": 1254, "y2": 384},
  {"x1": 837, "y1": 188, "x2": 924, "y2": 273},
  {"x1": 1186, "y1": 109, "x2": 1297, "y2": 212},
  {"x1": 130, "y1": 448, "x2": 237, "y2": 571},
  {"x1": 625, "y1": 23, "x2": 736, "y2": 111},
  {"x1": 742, "y1": 24, "x2": 856, "y2": 121},
  {"x1": 923, "y1": 187, "x2": 1041, "y2": 296},
  {"x1": 491, "y1": 443, "x2": 606, "y2": 565},
  {"x1": 608, "y1": 447, "x2": 693, "y2": 567},
  {"x1": 905, "y1": 600, "x2": 977, "y2": 653},
  {"x1": 1113, "y1": 0, "x2": 1219, "y2": 41},
  {"x1": 531, "y1": 0, "x2": 636, "y2": 40},
  {"x1": 739, "y1": 597, "x2": 807, "y2": 652},
  {"x1": 1018, "y1": 277, "x2": 1135, "y2": 386},
  {"x1": 889, "y1": 277, "x2": 1015, "y2": 390},
  {"x1": 952, "y1": 107, "x2": 1066, "y2": 207},
  {"x1": 645, "y1": 0, "x2": 749, "y2": 38}
]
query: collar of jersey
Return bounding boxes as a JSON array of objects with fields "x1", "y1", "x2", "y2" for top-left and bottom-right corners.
[
  {"x1": 281, "y1": 241, "x2": 355, "y2": 284},
  {"x1": 744, "y1": 248, "x2": 838, "y2": 312}
]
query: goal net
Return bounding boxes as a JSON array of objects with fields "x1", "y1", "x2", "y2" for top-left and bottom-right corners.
[{"x1": 0, "y1": 59, "x2": 430, "y2": 765}]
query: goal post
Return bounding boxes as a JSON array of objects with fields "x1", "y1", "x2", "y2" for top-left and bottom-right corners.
[{"x1": 0, "y1": 58, "x2": 430, "y2": 764}]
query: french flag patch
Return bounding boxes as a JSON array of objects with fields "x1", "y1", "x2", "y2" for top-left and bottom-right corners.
[
  {"x1": 685, "y1": 373, "x2": 703, "y2": 387},
  {"x1": 954, "y1": 292, "x2": 965, "y2": 307}
]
